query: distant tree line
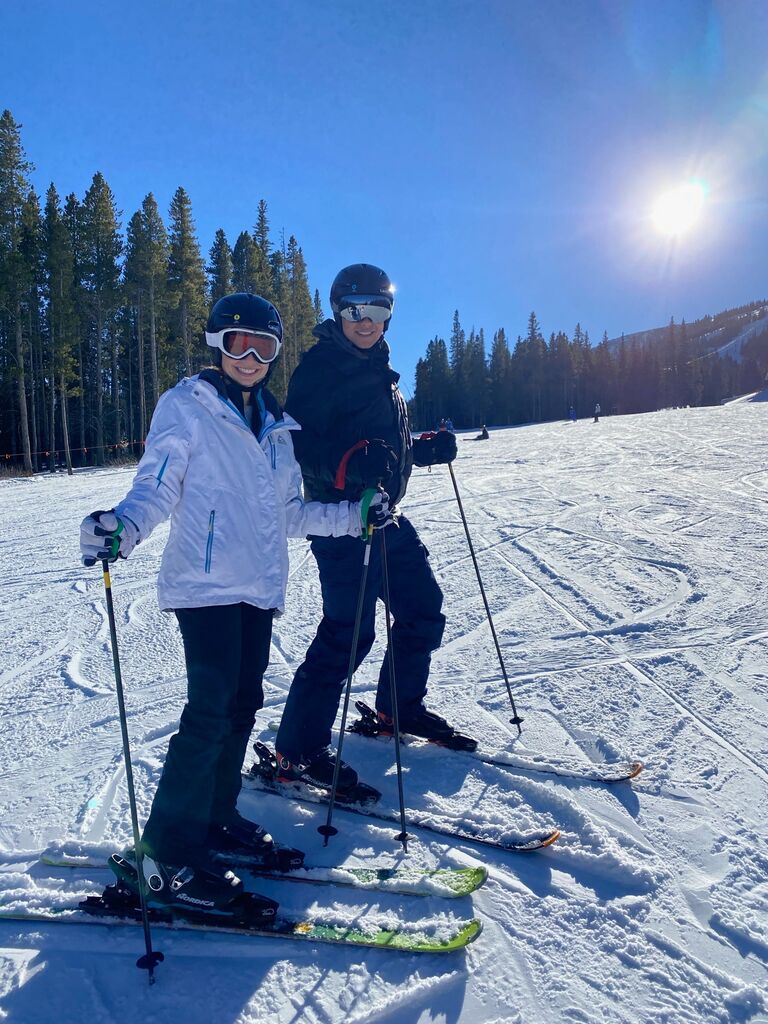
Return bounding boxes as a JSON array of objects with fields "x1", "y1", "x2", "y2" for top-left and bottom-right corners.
[
  {"x1": 411, "y1": 306, "x2": 768, "y2": 431},
  {"x1": 4, "y1": 108, "x2": 768, "y2": 474},
  {"x1": 0, "y1": 110, "x2": 319, "y2": 474}
]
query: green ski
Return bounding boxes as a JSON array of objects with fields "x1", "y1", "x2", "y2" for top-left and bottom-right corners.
[{"x1": 38, "y1": 842, "x2": 487, "y2": 899}]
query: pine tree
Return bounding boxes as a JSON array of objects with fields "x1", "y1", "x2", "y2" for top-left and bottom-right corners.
[
  {"x1": 63, "y1": 192, "x2": 88, "y2": 463},
  {"x1": 313, "y1": 288, "x2": 324, "y2": 324},
  {"x1": 270, "y1": 236, "x2": 315, "y2": 402},
  {"x1": 253, "y1": 199, "x2": 270, "y2": 255},
  {"x1": 43, "y1": 184, "x2": 77, "y2": 473},
  {"x1": 464, "y1": 327, "x2": 488, "y2": 427},
  {"x1": 138, "y1": 194, "x2": 168, "y2": 408},
  {"x1": 232, "y1": 230, "x2": 272, "y2": 295},
  {"x1": 489, "y1": 328, "x2": 511, "y2": 425},
  {"x1": 0, "y1": 109, "x2": 35, "y2": 471},
  {"x1": 207, "y1": 228, "x2": 232, "y2": 303},
  {"x1": 167, "y1": 186, "x2": 206, "y2": 379},
  {"x1": 20, "y1": 190, "x2": 44, "y2": 470},
  {"x1": 448, "y1": 310, "x2": 466, "y2": 425},
  {"x1": 513, "y1": 312, "x2": 547, "y2": 422},
  {"x1": 251, "y1": 200, "x2": 275, "y2": 299},
  {"x1": 80, "y1": 172, "x2": 122, "y2": 463},
  {"x1": 123, "y1": 197, "x2": 167, "y2": 442},
  {"x1": 413, "y1": 336, "x2": 451, "y2": 429}
]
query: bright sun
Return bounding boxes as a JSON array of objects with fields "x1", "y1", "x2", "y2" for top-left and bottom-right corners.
[{"x1": 651, "y1": 181, "x2": 707, "y2": 236}]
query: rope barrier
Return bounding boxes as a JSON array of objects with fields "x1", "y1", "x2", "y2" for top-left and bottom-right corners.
[{"x1": 2, "y1": 440, "x2": 146, "y2": 461}]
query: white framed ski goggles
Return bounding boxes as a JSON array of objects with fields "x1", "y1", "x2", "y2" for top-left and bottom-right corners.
[
  {"x1": 205, "y1": 327, "x2": 282, "y2": 363},
  {"x1": 336, "y1": 295, "x2": 393, "y2": 324}
]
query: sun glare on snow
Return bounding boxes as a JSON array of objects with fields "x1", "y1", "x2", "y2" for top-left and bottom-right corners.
[{"x1": 651, "y1": 181, "x2": 707, "y2": 236}]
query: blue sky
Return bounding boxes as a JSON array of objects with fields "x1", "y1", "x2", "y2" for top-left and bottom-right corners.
[{"x1": 2, "y1": 0, "x2": 767, "y2": 394}]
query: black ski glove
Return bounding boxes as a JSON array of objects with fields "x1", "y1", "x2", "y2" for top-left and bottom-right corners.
[
  {"x1": 412, "y1": 430, "x2": 457, "y2": 467},
  {"x1": 337, "y1": 439, "x2": 398, "y2": 491}
]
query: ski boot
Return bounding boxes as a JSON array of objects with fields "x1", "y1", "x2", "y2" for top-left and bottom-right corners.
[
  {"x1": 108, "y1": 853, "x2": 279, "y2": 923},
  {"x1": 249, "y1": 742, "x2": 381, "y2": 807},
  {"x1": 208, "y1": 813, "x2": 305, "y2": 872},
  {"x1": 276, "y1": 746, "x2": 359, "y2": 791},
  {"x1": 350, "y1": 700, "x2": 478, "y2": 752}
]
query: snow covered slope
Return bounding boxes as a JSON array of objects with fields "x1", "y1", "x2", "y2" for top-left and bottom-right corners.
[{"x1": 1, "y1": 403, "x2": 767, "y2": 1023}]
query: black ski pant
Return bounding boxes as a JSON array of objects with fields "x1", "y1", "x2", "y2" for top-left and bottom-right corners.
[
  {"x1": 275, "y1": 514, "x2": 445, "y2": 763},
  {"x1": 141, "y1": 602, "x2": 273, "y2": 865}
]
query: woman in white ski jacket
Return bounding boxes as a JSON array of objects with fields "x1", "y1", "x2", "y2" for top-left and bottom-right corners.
[
  {"x1": 112, "y1": 366, "x2": 357, "y2": 614},
  {"x1": 79, "y1": 293, "x2": 391, "y2": 914}
]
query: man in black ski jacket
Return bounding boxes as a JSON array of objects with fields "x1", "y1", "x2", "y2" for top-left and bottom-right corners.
[{"x1": 274, "y1": 263, "x2": 458, "y2": 790}]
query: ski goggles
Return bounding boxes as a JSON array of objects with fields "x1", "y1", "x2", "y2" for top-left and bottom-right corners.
[
  {"x1": 336, "y1": 295, "x2": 393, "y2": 324},
  {"x1": 205, "y1": 327, "x2": 282, "y2": 363}
]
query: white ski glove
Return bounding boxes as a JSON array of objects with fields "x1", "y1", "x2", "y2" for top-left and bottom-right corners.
[{"x1": 80, "y1": 510, "x2": 140, "y2": 566}]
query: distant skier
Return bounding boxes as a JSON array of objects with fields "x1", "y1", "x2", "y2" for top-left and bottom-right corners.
[
  {"x1": 274, "y1": 263, "x2": 461, "y2": 793},
  {"x1": 569, "y1": 405, "x2": 576, "y2": 423},
  {"x1": 473, "y1": 425, "x2": 489, "y2": 440},
  {"x1": 78, "y1": 293, "x2": 391, "y2": 914},
  {"x1": 445, "y1": 417, "x2": 455, "y2": 432},
  {"x1": 594, "y1": 403, "x2": 601, "y2": 423}
]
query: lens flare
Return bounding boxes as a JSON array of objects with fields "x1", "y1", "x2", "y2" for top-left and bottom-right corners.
[{"x1": 652, "y1": 181, "x2": 707, "y2": 235}]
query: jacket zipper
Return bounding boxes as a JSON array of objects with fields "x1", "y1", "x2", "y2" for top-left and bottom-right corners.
[{"x1": 204, "y1": 510, "x2": 216, "y2": 573}]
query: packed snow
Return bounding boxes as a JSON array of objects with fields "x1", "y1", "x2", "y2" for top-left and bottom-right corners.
[{"x1": 1, "y1": 402, "x2": 767, "y2": 1023}]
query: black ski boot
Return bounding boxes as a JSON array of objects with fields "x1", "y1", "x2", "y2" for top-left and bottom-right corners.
[
  {"x1": 116, "y1": 852, "x2": 245, "y2": 912},
  {"x1": 91, "y1": 854, "x2": 279, "y2": 925},
  {"x1": 276, "y1": 746, "x2": 359, "y2": 792},
  {"x1": 248, "y1": 742, "x2": 382, "y2": 807},
  {"x1": 351, "y1": 700, "x2": 478, "y2": 752},
  {"x1": 208, "y1": 813, "x2": 306, "y2": 872}
]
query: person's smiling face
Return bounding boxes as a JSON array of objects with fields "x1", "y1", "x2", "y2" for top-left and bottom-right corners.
[
  {"x1": 221, "y1": 351, "x2": 269, "y2": 388},
  {"x1": 340, "y1": 316, "x2": 385, "y2": 349}
]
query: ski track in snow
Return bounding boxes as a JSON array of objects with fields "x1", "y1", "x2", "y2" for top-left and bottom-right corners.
[{"x1": 0, "y1": 406, "x2": 767, "y2": 1023}]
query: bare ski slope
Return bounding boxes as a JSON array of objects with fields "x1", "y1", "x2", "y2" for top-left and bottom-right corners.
[{"x1": 0, "y1": 403, "x2": 766, "y2": 1023}]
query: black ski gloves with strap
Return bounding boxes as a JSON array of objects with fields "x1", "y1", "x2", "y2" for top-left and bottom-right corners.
[
  {"x1": 335, "y1": 439, "x2": 398, "y2": 492},
  {"x1": 412, "y1": 430, "x2": 457, "y2": 467}
]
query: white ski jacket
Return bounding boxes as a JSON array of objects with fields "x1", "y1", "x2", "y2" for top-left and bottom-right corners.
[{"x1": 115, "y1": 375, "x2": 361, "y2": 612}]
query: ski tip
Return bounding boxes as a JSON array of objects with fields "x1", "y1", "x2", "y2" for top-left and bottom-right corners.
[
  {"x1": 508, "y1": 828, "x2": 561, "y2": 852},
  {"x1": 628, "y1": 762, "x2": 644, "y2": 779},
  {"x1": 452, "y1": 917, "x2": 483, "y2": 950},
  {"x1": 464, "y1": 866, "x2": 489, "y2": 891},
  {"x1": 410, "y1": 917, "x2": 483, "y2": 952},
  {"x1": 540, "y1": 829, "x2": 561, "y2": 849}
]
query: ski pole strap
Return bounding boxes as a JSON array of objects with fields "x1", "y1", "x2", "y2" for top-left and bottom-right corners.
[
  {"x1": 94, "y1": 514, "x2": 124, "y2": 562},
  {"x1": 107, "y1": 519, "x2": 124, "y2": 561},
  {"x1": 334, "y1": 439, "x2": 368, "y2": 491},
  {"x1": 359, "y1": 488, "x2": 380, "y2": 534}
]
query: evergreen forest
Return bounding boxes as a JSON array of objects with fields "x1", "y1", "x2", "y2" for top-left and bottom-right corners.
[
  {"x1": 409, "y1": 306, "x2": 768, "y2": 432},
  {"x1": 0, "y1": 110, "x2": 318, "y2": 474},
  {"x1": 2, "y1": 108, "x2": 767, "y2": 475}
]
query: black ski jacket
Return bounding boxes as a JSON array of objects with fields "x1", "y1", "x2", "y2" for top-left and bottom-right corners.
[{"x1": 285, "y1": 319, "x2": 413, "y2": 505}]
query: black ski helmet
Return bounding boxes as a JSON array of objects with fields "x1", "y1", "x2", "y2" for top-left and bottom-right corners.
[
  {"x1": 330, "y1": 264, "x2": 395, "y2": 330},
  {"x1": 205, "y1": 292, "x2": 283, "y2": 383},
  {"x1": 206, "y1": 292, "x2": 283, "y2": 343}
]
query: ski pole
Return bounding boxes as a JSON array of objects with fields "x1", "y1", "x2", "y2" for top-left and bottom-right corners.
[
  {"x1": 379, "y1": 525, "x2": 409, "y2": 851},
  {"x1": 318, "y1": 527, "x2": 375, "y2": 845},
  {"x1": 101, "y1": 560, "x2": 164, "y2": 983},
  {"x1": 446, "y1": 463, "x2": 524, "y2": 734}
]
